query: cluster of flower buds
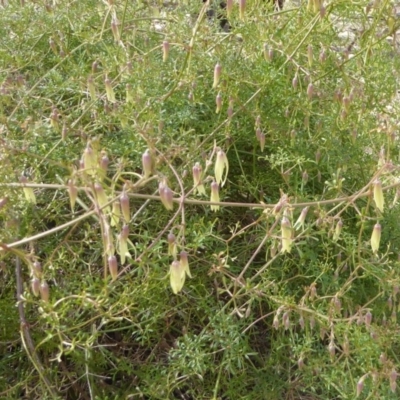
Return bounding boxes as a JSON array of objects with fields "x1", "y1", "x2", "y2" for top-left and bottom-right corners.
[{"x1": 30, "y1": 260, "x2": 50, "y2": 302}]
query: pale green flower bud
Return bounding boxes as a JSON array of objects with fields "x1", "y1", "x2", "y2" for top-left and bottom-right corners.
[
  {"x1": 170, "y1": 260, "x2": 185, "y2": 294},
  {"x1": 210, "y1": 181, "x2": 220, "y2": 212},
  {"x1": 87, "y1": 75, "x2": 96, "y2": 100},
  {"x1": 192, "y1": 162, "x2": 206, "y2": 195},
  {"x1": 213, "y1": 63, "x2": 221, "y2": 89},
  {"x1": 111, "y1": 18, "x2": 120, "y2": 42},
  {"x1": 108, "y1": 255, "x2": 118, "y2": 281},
  {"x1": 373, "y1": 179, "x2": 384, "y2": 213},
  {"x1": 120, "y1": 191, "x2": 130, "y2": 223},
  {"x1": 167, "y1": 233, "x2": 177, "y2": 258},
  {"x1": 226, "y1": 0, "x2": 233, "y2": 17},
  {"x1": 94, "y1": 182, "x2": 110, "y2": 213},
  {"x1": 239, "y1": 0, "x2": 246, "y2": 20},
  {"x1": 294, "y1": 207, "x2": 309, "y2": 231},
  {"x1": 333, "y1": 219, "x2": 343, "y2": 241},
  {"x1": 142, "y1": 149, "x2": 153, "y2": 179},
  {"x1": 180, "y1": 251, "x2": 192, "y2": 278},
  {"x1": 307, "y1": 83, "x2": 314, "y2": 100},
  {"x1": 40, "y1": 280, "x2": 50, "y2": 302},
  {"x1": 83, "y1": 144, "x2": 97, "y2": 176},
  {"x1": 371, "y1": 223, "x2": 381, "y2": 253},
  {"x1": 281, "y1": 216, "x2": 292, "y2": 254},
  {"x1": 68, "y1": 180, "x2": 77, "y2": 212},
  {"x1": 31, "y1": 277, "x2": 40, "y2": 297},
  {"x1": 214, "y1": 149, "x2": 229, "y2": 187},
  {"x1": 159, "y1": 182, "x2": 174, "y2": 211},
  {"x1": 104, "y1": 76, "x2": 116, "y2": 103},
  {"x1": 119, "y1": 225, "x2": 130, "y2": 265},
  {"x1": 162, "y1": 40, "x2": 169, "y2": 62},
  {"x1": 390, "y1": 369, "x2": 397, "y2": 393},
  {"x1": 215, "y1": 92, "x2": 222, "y2": 114},
  {"x1": 307, "y1": 44, "x2": 313, "y2": 67}
]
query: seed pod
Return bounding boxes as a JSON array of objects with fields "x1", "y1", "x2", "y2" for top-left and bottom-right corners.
[
  {"x1": 104, "y1": 76, "x2": 116, "y2": 103},
  {"x1": 213, "y1": 63, "x2": 221, "y2": 89},
  {"x1": 180, "y1": 251, "x2": 192, "y2": 278},
  {"x1": 40, "y1": 281, "x2": 50, "y2": 302},
  {"x1": 31, "y1": 277, "x2": 40, "y2": 297},
  {"x1": 19, "y1": 175, "x2": 36, "y2": 204},
  {"x1": 371, "y1": 223, "x2": 381, "y2": 253},
  {"x1": 281, "y1": 217, "x2": 292, "y2": 254},
  {"x1": 215, "y1": 92, "x2": 222, "y2": 114},
  {"x1": 214, "y1": 149, "x2": 229, "y2": 187},
  {"x1": 159, "y1": 182, "x2": 174, "y2": 211},
  {"x1": 142, "y1": 149, "x2": 153, "y2": 178},
  {"x1": 373, "y1": 179, "x2": 384, "y2": 213},
  {"x1": 170, "y1": 260, "x2": 185, "y2": 294},
  {"x1": 210, "y1": 181, "x2": 220, "y2": 212},
  {"x1": 239, "y1": 0, "x2": 246, "y2": 20},
  {"x1": 192, "y1": 162, "x2": 206, "y2": 196},
  {"x1": 108, "y1": 255, "x2": 118, "y2": 281},
  {"x1": 120, "y1": 191, "x2": 130, "y2": 223}
]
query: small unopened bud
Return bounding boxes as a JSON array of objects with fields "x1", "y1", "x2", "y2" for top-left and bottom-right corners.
[
  {"x1": 142, "y1": 149, "x2": 153, "y2": 178},
  {"x1": 193, "y1": 162, "x2": 206, "y2": 195},
  {"x1": 282, "y1": 311, "x2": 290, "y2": 330},
  {"x1": 390, "y1": 369, "x2": 397, "y2": 393},
  {"x1": 119, "y1": 224, "x2": 130, "y2": 265},
  {"x1": 108, "y1": 255, "x2": 118, "y2": 281},
  {"x1": 167, "y1": 233, "x2": 177, "y2": 258},
  {"x1": 215, "y1": 92, "x2": 222, "y2": 114},
  {"x1": 120, "y1": 191, "x2": 130, "y2": 223},
  {"x1": 356, "y1": 375, "x2": 367, "y2": 397},
  {"x1": 213, "y1": 63, "x2": 221, "y2": 89},
  {"x1": 292, "y1": 74, "x2": 298, "y2": 90},
  {"x1": 373, "y1": 179, "x2": 384, "y2": 213},
  {"x1": 333, "y1": 219, "x2": 343, "y2": 241},
  {"x1": 343, "y1": 96, "x2": 351, "y2": 113},
  {"x1": 263, "y1": 43, "x2": 272, "y2": 61},
  {"x1": 31, "y1": 277, "x2": 40, "y2": 297},
  {"x1": 371, "y1": 223, "x2": 381, "y2": 253},
  {"x1": 328, "y1": 340, "x2": 335, "y2": 358},
  {"x1": 215, "y1": 149, "x2": 229, "y2": 187},
  {"x1": 273, "y1": 314, "x2": 279, "y2": 330},
  {"x1": 170, "y1": 260, "x2": 185, "y2": 294},
  {"x1": 49, "y1": 37, "x2": 57, "y2": 54},
  {"x1": 104, "y1": 76, "x2": 116, "y2": 103},
  {"x1": 83, "y1": 145, "x2": 97, "y2": 175},
  {"x1": 302, "y1": 170, "x2": 309, "y2": 184},
  {"x1": 281, "y1": 217, "x2": 292, "y2": 254},
  {"x1": 40, "y1": 280, "x2": 50, "y2": 302},
  {"x1": 239, "y1": 0, "x2": 246, "y2": 20},
  {"x1": 111, "y1": 201, "x2": 121, "y2": 226},
  {"x1": 162, "y1": 40, "x2": 169, "y2": 62},
  {"x1": 210, "y1": 181, "x2": 220, "y2": 212},
  {"x1": 298, "y1": 357, "x2": 305, "y2": 370},
  {"x1": 319, "y1": 48, "x2": 327, "y2": 62},
  {"x1": 310, "y1": 283, "x2": 317, "y2": 300},
  {"x1": 258, "y1": 132, "x2": 265, "y2": 152},
  {"x1": 307, "y1": 44, "x2": 313, "y2": 67},
  {"x1": 299, "y1": 316, "x2": 305, "y2": 330},
  {"x1": 19, "y1": 175, "x2": 36, "y2": 204},
  {"x1": 32, "y1": 261, "x2": 42, "y2": 278},
  {"x1": 159, "y1": 182, "x2": 174, "y2": 211},
  {"x1": 180, "y1": 251, "x2": 192, "y2": 278},
  {"x1": 92, "y1": 60, "x2": 99, "y2": 73},
  {"x1": 307, "y1": 83, "x2": 314, "y2": 100}
]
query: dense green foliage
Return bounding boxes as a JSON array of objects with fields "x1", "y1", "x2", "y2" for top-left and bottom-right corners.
[{"x1": 1, "y1": 0, "x2": 400, "y2": 399}]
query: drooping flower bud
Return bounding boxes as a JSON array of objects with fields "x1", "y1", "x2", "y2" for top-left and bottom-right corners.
[
  {"x1": 371, "y1": 223, "x2": 381, "y2": 253},
  {"x1": 167, "y1": 233, "x2": 177, "y2": 258},
  {"x1": 40, "y1": 280, "x2": 50, "y2": 302},
  {"x1": 180, "y1": 250, "x2": 192, "y2": 278},
  {"x1": 19, "y1": 175, "x2": 36, "y2": 204},
  {"x1": 111, "y1": 200, "x2": 121, "y2": 226},
  {"x1": 307, "y1": 83, "x2": 314, "y2": 100},
  {"x1": 281, "y1": 216, "x2": 292, "y2": 253},
  {"x1": 162, "y1": 40, "x2": 169, "y2": 62},
  {"x1": 32, "y1": 261, "x2": 42, "y2": 278},
  {"x1": 292, "y1": 74, "x2": 298, "y2": 90},
  {"x1": 83, "y1": 144, "x2": 97, "y2": 176},
  {"x1": 365, "y1": 310, "x2": 372, "y2": 327},
  {"x1": 142, "y1": 149, "x2": 153, "y2": 178},
  {"x1": 214, "y1": 149, "x2": 229, "y2": 187},
  {"x1": 118, "y1": 224, "x2": 130, "y2": 265},
  {"x1": 215, "y1": 92, "x2": 222, "y2": 114},
  {"x1": 159, "y1": 182, "x2": 174, "y2": 211},
  {"x1": 263, "y1": 43, "x2": 273, "y2": 61},
  {"x1": 333, "y1": 219, "x2": 343, "y2": 241},
  {"x1": 328, "y1": 339, "x2": 335, "y2": 359},
  {"x1": 94, "y1": 182, "x2": 110, "y2": 213},
  {"x1": 104, "y1": 76, "x2": 116, "y2": 103},
  {"x1": 49, "y1": 37, "x2": 57, "y2": 54},
  {"x1": 87, "y1": 75, "x2": 96, "y2": 100},
  {"x1": 356, "y1": 375, "x2": 367, "y2": 397},
  {"x1": 294, "y1": 207, "x2": 309, "y2": 231},
  {"x1": 170, "y1": 260, "x2": 185, "y2": 294},
  {"x1": 213, "y1": 63, "x2": 221, "y2": 89},
  {"x1": 210, "y1": 181, "x2": 220, "y2": 212},
  {"x1": 31, "y1": 277, "x2": 40, "y2": 297},
  {"x1": 239, "y1": 0, "x2": 246, "y2": 20},
  {"x1": 99, "y1": 151, "x2": 109, "y2": 179},
  {"x1": 192, "y1": 162, "x2": 206, "y2": 195},
  {"x1": 120, "y1": 191, "x2": 130, "y2": 223},
  {"x1": 282, "y1": 311, "x2": 290, "y2": 330},
  {"x1": 373, "y1": 179, "x2": 384, "y2": 213},
  {"x1": 258, "y1": 132, "x2": 265, "y2": 152},
  {"x1": 108, "y1": 255, "x2": 118, "y2": 281},
  {"x1": 111, "y1": 17, "x2": 120, "y2": 42}
]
